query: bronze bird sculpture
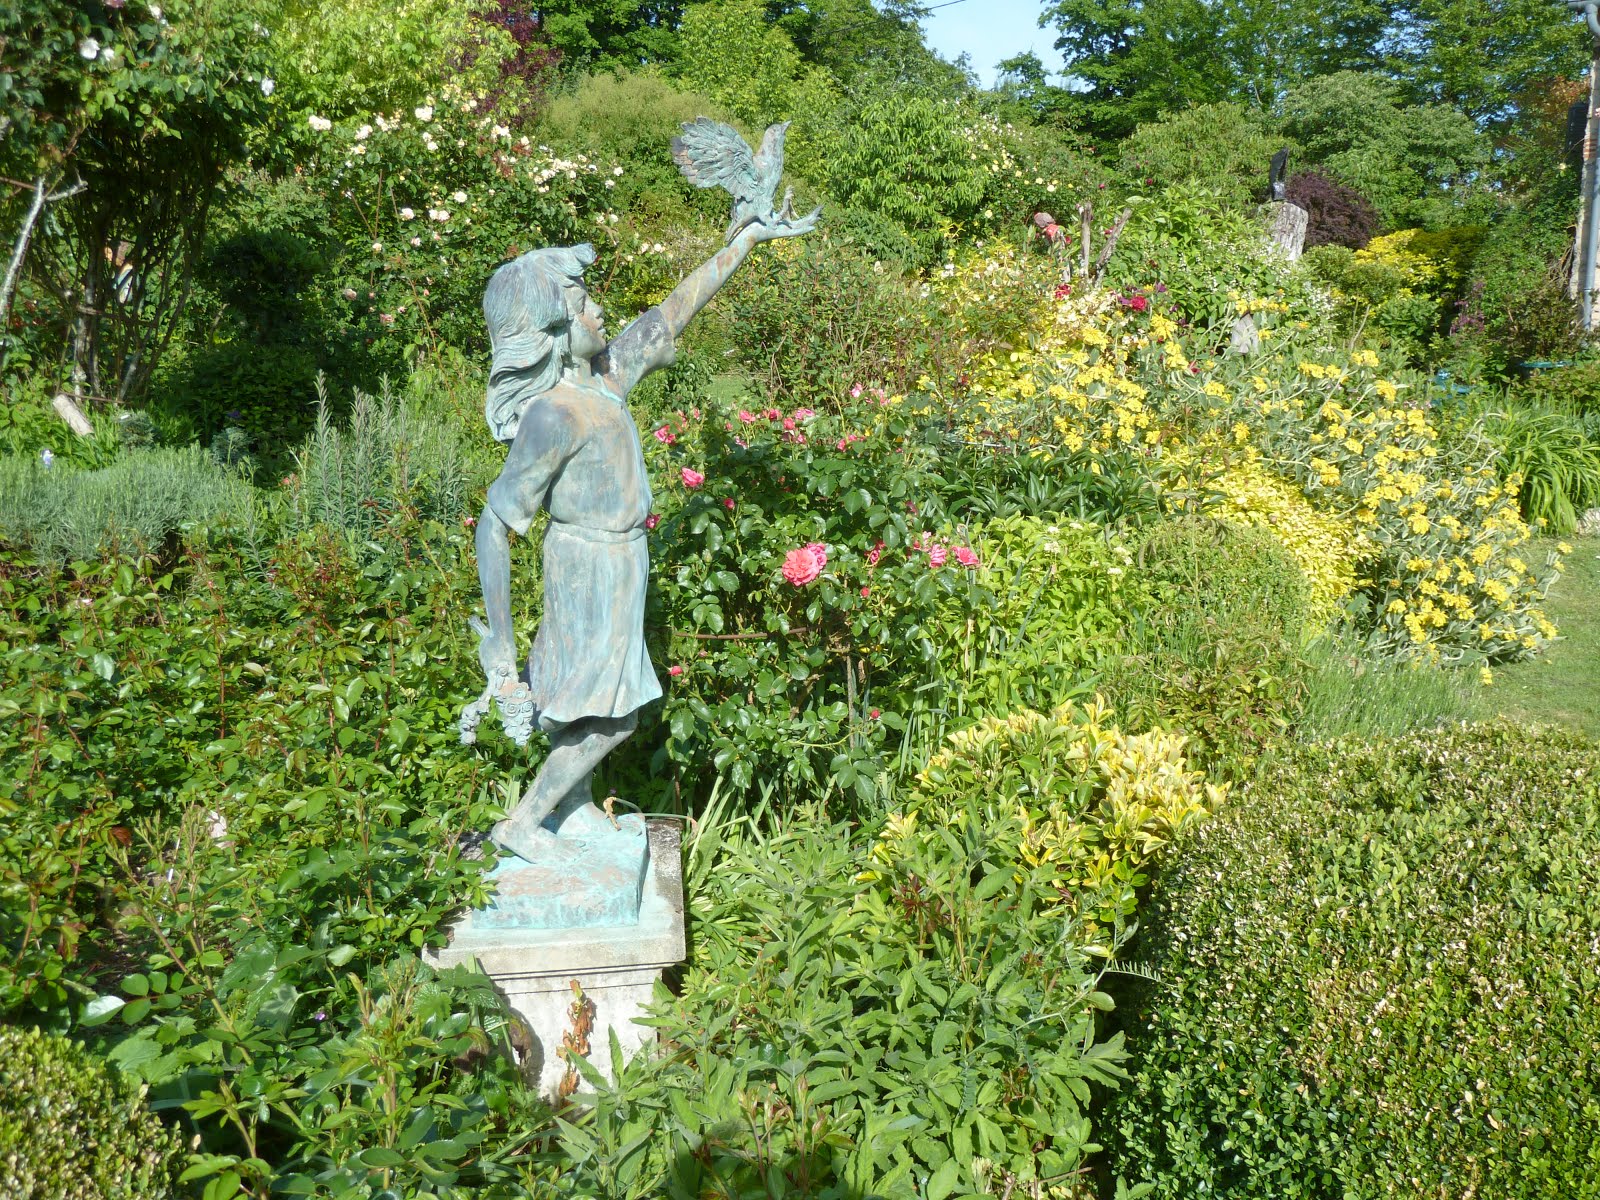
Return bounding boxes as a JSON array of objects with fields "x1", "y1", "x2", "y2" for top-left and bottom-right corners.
[{"x1": 670, "y1": 117, "x2": 815, "y2": 243}]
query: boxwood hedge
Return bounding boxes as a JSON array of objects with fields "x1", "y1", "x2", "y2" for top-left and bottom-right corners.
[{"x1": 1107, "y1": 722, "x2": 1600, "y2": 1197}]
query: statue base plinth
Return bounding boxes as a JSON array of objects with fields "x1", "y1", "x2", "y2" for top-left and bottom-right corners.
[{"x1": 424, "y1": 819, "x2": 685, "y2": 1099}]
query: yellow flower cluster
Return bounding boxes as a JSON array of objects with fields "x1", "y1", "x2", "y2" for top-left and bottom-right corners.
[
  {"x1": 1180, "y1": 352, "x2": 1565, "y2": 665},
  {"x1": 869, "y1": 699, "x2": 1218, "y2": 928}
]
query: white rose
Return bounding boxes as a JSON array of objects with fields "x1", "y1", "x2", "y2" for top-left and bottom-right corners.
[
  {"x1": 414, "y1": 105, "x2": 433, "y2": 122},
  {"x1": 410, "y1": 236, "x2": 422, "y2": 247},
  {"x1": 399, "y1": 207, "x2": 415, "y2": 220},
  {"x1": 372, "y1": 242, "x2": 383, "y2": 252},
  {"x1": 99, "y1": 46, "x2": 115, "y2": 62},
  {"x1": 452, "y1": 190, "x2": 467, "y2": 203},
  {"x1": 79, "y1": 38, "x2": 100, "y2": 59},
  {"x1": 308, "y1": 115, "x2": 332, "y2": 132},
  {"x1": 355, "y1": 124, "x2": 372, "y2": 140},
  {"x1": 150, "y1": 4, "x2": 162, "y2": 17},
  {"x1": 260, "y1": 77, "x2": 275, "y2": 96}
]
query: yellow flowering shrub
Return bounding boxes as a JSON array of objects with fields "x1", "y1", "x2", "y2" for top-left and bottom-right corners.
[
  {"x1": 870, "y1": 699, "x2": 1218, "y2": 930},
  {"x1": 1173, "y1": 351, "x2": 1566, "y2": 664}
]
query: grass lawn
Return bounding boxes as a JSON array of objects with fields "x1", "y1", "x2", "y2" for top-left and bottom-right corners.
[{"x1": 1486, "y1": 535, "x2": 1600, "y2": 738}]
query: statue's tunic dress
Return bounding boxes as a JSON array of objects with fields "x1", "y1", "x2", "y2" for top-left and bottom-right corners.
[{"x1": 485, "y1": 308, "x2": 675, "y2": 733}]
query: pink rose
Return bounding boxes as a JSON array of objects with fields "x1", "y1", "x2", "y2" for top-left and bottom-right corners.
[
  {"x1": 668, "y1": 664, "x2": 684, "y2": 677},
  {"x1": 793, "y1": 408, "x2": 816, "y2": 421},
  {"x1": 860, "y1": 586, "x2": 870, "y2": 598},
  {"x1": 954, "y1": 546, "x2": 979, "y2": 567},
  {"x1": 782, "y1": 417, "x2": 796, "y2": 431},
  {"x1": 723, "y1": 497, "x2": 736, "y2": 510},
  {"x1": 866, "y1": 546, "x2": 881, "y2": 567},
  {"x1": 781, "y1": 546, "x2": 824, "y2": 586},
  {"x1": 644, "y1": 513, "x2": 660, "y2": 530},
  {"x1": 738, "y1": 410, "x2": 757, "y2": 424},
  {"x1": 653, "y1": 425, "x2": 675, "y2": 444},
  {"x1": 763, "y1": 408, "x2": 781, "y2": 420},
  {"x1": 927, "y1": 545, "x2": 948, "y2": 568},
  {"x1": 680, "y1": 467, "x2": 705, "y2": 489},
  {"x1": 850, "y1": 384, "x2": 863, "y2": 398},
  {"x1": 805, "y1": 542, "x2": 829, "y2": 568}
]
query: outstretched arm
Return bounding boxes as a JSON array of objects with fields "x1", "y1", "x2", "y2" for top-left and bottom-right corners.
[{"x1": 658, "y1": 204, "x2": 819, "y2": 342}]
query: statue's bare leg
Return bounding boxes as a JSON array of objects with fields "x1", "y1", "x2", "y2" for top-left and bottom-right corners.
[{"x1": 491, "y1": 713, "x2": 637, "y2": 859}]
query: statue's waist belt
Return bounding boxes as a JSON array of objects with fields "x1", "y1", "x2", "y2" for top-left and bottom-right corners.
[{"x1": 547, "y1": 521, "x2": 647, "y2": 545}]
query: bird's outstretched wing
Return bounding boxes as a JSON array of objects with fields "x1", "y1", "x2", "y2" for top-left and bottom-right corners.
[{"x1": 671, "y1": 118, "x2": 760, "y2": 204}]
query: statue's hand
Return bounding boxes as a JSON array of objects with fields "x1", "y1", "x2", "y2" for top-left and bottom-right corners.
[
  {"x1": 470, "y1": 616, "x2": 516, "y2": 683},
  {"x1": 462, "y1": 617, "x2": 535, "y2": 747},
  {"x1": 754, "y1": 187, "x2": 821, "y2": 241}
]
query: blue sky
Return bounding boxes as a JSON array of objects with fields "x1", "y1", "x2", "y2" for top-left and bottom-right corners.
[{"x1": 918, "y1": 0, "x2": 1068, "y2": 88}]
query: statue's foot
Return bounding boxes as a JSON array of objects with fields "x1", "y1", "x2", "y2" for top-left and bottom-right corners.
[{"x1": 491, "y1": 812, "x2": 565, "y2": 862}]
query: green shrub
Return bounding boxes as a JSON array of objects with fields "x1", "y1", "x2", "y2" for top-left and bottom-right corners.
[
  {"x1": 1101, "y1": 515, "x2": 1310, "y2": 774},
  {"x1": 1512, "y1": 359, "x2": 1600, "y2": 417},
  {"x1": 719, "y1": 236, "x2": 924, "y2": 404},
  {"x1": 0, "y1": 445, "x2": 255, "y2": 560},
  {"x1": 558, "y1": 793, "x2": 1137, "y2": 1197},
  {"x1": 285, "y1": 379, "x2": 473, "y2": 546},
  {"x1": 1117, "y1": 102, "x2": 1286, "y2": 212},
  {"x1": 1476, "y1": 403, "x2": 1600, "y2": 535},
  {"x1": 0, "y1": 1025, "x2": 183, "y2": 1199},
  {"x1": 536, "y1": 69, "x2": 735, "y2": 226},
  {"x1": 1108, "y1": 722, "x2": 1600, "y2": 1197},
  {"x1": 925, "y1": 515, "x2": 1134, "y2": 724}
]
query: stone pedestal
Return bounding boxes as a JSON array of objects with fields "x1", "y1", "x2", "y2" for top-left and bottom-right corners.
[
  {"x1": 1264, "y1": 201, "x2": 1309, "y2": 261},
  {"x1": 425, "y1": 819, "x2": 685, "y2": 1099}
]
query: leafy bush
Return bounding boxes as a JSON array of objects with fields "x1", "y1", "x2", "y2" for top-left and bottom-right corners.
[
  {"x1": 881, "y1": 698, "x2": 1219, "y2": 928},
  {"x1": 1118, "y1": 102, "x2": 1287, "y2": 211},
  {"x1": 268, "y1": 0, "x2": 516, "y2": 119},
  {"x1": 0, "y1": 515, "x2": 556, "y2": 1194},
  {"x1": 535, "y1": 69, "x2": 735, "y2": 226},
  {"x1": 1304, "y1": 226, "x2": 1484, "y2": 362},
  {"x1": 1277, "y1": 71, "x2": 1489, "y2": 229},
  {"x1": 828, "y1": 92, "x2": 986, "y2": 263},
  {"x1": 719, "y1": 236, "x2": 925, "y2": 404},
  {"x1": 923, "y1": 516, "x2": 1133, "y2": 724},
  {"x1": 1177, "y1": 447, "x2": 1361, "y2": 629},
  {"x1": 285, "y1": 379, "x2": 476, "y2": 545},
  {"x1": 0, "y1": 445, "x2": 255, "y2": 560},
  {"x1": 1101, "y1": 515, "x2": 1311, "y2": 773},
  {"x1": 1107, "y1": 722, "x2": 1600, "y2": 1197},
  {"x1": 1285, "y1": 170, "x2": 1378, "y2": 250},
  {"x1": 563, "y1": 784, "x2": 1152, "y2": 1196},
  {"x1": 1473, "y1": 403, "x2": 1600, "y2": 536},
  {"x1": 633, "y1": 388, "x2": 976, "y2": 805},
  {"x1": 1512, "y1": 358, "x2": 1600, "y2": 417},
  {"x1": 0, "y1": 1025, "x2": 183, "y2": 1200}
]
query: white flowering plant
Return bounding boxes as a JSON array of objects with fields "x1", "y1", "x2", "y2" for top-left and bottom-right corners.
[{"x1": 297, "y1": 87, "x2": 629, "y2": 357}]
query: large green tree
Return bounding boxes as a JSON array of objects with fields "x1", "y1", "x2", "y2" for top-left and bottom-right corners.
[{"x1": 1384, "y1": 0, "x2": 1586, "y2": 129}]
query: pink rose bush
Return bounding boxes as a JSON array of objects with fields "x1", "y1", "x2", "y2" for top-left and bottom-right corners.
[{"x1": 640, "y1": 383, "x2": 1006, "y2": 798}]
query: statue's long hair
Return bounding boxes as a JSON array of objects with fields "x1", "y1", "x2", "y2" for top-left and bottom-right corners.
[{"x1": 482, "y1": 243, "x2": 596, "y2": 442}]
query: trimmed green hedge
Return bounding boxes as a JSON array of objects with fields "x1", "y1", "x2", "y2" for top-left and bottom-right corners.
[
  {"x1": 0, "y1": 1025, "x2": 183, "y2": 1199},
  {"x1": 1108, "y1": 722, "x2": 1600, "y2": 1197}
]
